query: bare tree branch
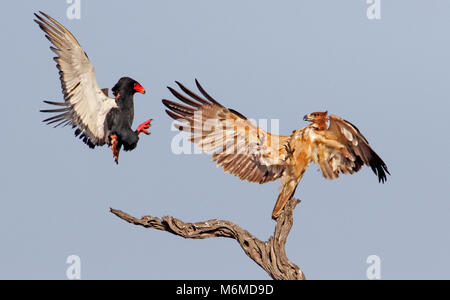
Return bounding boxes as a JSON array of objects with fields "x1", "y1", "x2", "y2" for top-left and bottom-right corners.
[{"x1": 111, "y1": 196, "x2": 305, "y2": 280}]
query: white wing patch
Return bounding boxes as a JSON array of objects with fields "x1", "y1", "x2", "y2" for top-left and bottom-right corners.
[
  {"x1": 341, "y1": 127, "x2": 358, "y2": 146},
  {"x1": 36, "y1": 12, "x2": 118, "y2": 145}
]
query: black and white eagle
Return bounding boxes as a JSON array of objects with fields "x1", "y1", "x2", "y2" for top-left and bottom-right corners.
[{"x1": 35, "y1": 11, "x2": 152, "y2": 164}]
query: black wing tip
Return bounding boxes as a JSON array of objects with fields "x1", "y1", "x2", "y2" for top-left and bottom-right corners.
[
  {"x1": 161, "y1": 99, "x2": 174, "y2": 108},
  {"x1": 375, "y1": 163, "x2": 390, "y2": 184},
  {"x1": 34, "y1": 11, "x2": 49, "y2": 23},
  {"x1": 194, "y1": 79, "x2": 221, "y2": 105},
  {"x1": 164, "y1": 109, "x2": 184, "y2": 122},
  {"x1": 194, "y1": 78, "x2": 204, "y2": 91},
  {"x1": 166, "y1": 79, "x2": 222, "y2": 111},
  {"x1": 381, "y1": 167, "x2": 390, "y2": 183},
  {"x1": 172, "y1": 79, "x2": 199, "y2": 85},
  {"x1": 167, "y1": 86, "x2": 177, "y2": 94},
  {"x1": 173, "y1": 81, "x2": 195, "y2": 95},
  {"x1": 162, "y1": 100, "x2": 187, "y2": 119},
  {"x1": 167, "y1": 86, "x2": 183, "y2": 99},
  {"x1": 174, "y1": 81, "x2": 189, "y2": 91}
]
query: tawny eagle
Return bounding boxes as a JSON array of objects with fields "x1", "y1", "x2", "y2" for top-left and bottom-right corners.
[
  {"x1": 35, "y1": 12, "x2": 152, "y2": 164},
  {"x1": 163, "y1": 80, "x2": 390, "y2": 219}
]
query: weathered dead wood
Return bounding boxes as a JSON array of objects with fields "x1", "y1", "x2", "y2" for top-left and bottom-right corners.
[{"x1": 111, "y1": 196, "x2": 305, "y2": 280}]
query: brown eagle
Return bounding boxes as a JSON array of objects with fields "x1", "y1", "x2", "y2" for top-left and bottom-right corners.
[{"x1": 163, "y1": 80, "x2": 390, "y2": 219}]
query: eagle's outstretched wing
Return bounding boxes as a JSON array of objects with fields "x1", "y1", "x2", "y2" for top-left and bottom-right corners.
[
  {"x1": 35, "y1": 11, "x2": 117, "y2": 148},
  {"x1": 163, "y1": 80, "x2": 291, "y2": 184},
  {"x1": 313, "y1": 115, "x2": 390, "y2": 182}
]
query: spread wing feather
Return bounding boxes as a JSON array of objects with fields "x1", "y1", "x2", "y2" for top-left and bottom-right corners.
[
  {"x1": 313, "y1": 115, "x2": 390, "y2": 183},
  {"x1": 35, "y1": 11, "x2": 117, "y2": 148},
  {"x1": 163, "y1": 80, "x2": 290, "y2": 184}
]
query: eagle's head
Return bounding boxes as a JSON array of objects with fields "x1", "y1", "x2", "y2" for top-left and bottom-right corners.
[
  {"x1": 303, "y1": 111, "x2": 329, "y2": 130},
  {"x1": 112, "y1": 77, "x2": 146, "y2": 97}
]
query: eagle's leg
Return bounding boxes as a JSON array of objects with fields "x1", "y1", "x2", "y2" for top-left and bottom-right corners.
[
  {"x1": 110, "y1": 134, "x2": 120, "y2": 164},
  {"x1": 136, "y1": 119, "x2": 152, "y2": 135}
]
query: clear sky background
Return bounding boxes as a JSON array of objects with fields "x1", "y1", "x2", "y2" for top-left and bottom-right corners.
[{"x1": 0, "y1": 0, "x2": 449, "y2": 280}]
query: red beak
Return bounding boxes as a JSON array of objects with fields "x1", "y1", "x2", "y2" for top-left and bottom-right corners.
[{"x1": 134, "y1": 83, "x2": 146, "y2": 94}]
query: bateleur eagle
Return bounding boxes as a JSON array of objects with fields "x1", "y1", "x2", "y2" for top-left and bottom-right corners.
[{"x1": 35, "y1": 11, "x2": 152, "y2": 164}]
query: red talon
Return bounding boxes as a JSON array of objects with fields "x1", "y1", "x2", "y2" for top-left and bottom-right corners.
[{"x1": 136, "y1": 119, "x2": 152, "y2": 135}]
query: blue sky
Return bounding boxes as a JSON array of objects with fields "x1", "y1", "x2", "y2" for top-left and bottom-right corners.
[{"x1": 0, "y1": 0, "x2": 449, "y2": 279}]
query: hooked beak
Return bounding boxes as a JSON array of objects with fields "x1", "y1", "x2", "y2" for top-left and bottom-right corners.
[
  {"x1": 303, "y1": 114, "x2": 312, "y2": 122},
  {"x1": 134, "y1": 83, "x2": 146, "y2": 95}
]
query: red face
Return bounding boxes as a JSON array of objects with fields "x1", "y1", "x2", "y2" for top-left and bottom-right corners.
[{"x1": 133, "y1": 83, "x2": 146, "y2": 94}]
